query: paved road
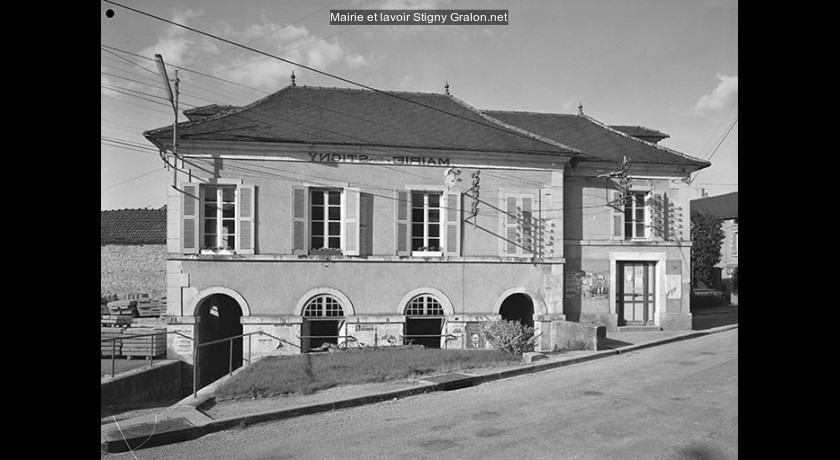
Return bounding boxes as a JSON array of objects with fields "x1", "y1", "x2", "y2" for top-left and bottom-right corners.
[{"x1": 103, "y1": 329, "x2": 738, "y2": 460}]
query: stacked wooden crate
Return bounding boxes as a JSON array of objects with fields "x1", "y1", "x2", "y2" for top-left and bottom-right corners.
[
  {"x1": 101, "y1": 327, "x2": 124, "y2": 357},
  {"x1": 137, "y1": 296, "x2": 167, "y2": 317},
  {"x1": 121, "y1": 327, "x2": 167, "y2": 359},
  {"x1": 107, "y1": 299, "x2": 138, "y2": 317}
]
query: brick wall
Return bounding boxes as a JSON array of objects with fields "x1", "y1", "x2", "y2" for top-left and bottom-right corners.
[{"x1": 101, "y1": 244, "x2": 166, "y2": 298}]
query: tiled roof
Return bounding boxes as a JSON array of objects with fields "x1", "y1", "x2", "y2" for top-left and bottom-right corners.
[
  {"x1": 609, "y1": 125, "x2": 670, "y2": 142},
  {"x1": 145, "y1": 85, "x2": 579, "y2": 156},
  {"x1": 482, "y1": 111, "x2": 709, "y2": 169},
  {"x1": 101, "y1": 207, "x2": 166, "y2": 245},
  {"x1": 690, "y1": 192, "x2": 738, "y2": 220}
]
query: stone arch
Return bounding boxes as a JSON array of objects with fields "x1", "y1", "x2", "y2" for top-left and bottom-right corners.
[
  {"x1": 398, "y1": 287, "x2": 454, "y2": 316},
  {"x1": 295, "y1": 287, "x2": 356, "y2": 317},
  {"x1": 493, "y1": 288, "x2": 548, "y2": 316},
  {"x1": 189, "y1": 287, "x2": 251, "y2": 317}
]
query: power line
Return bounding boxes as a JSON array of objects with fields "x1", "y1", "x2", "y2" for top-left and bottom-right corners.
[
  {"x1": 102, "y1": 0, "x2": 576, "y2": 155},
  {"x1": 101, "y1": 167, "x2": 164, "y2": 193}
]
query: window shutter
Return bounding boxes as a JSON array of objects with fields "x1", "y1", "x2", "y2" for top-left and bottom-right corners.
[
  {"x1": 650, "y1": 192, "x2": 665, "y2": 240},
  {"x1": 611, "y1": 190, "x2": 624, "y2": 240},
  {"x1": 237, "y1": 184, "x2": 255, "y2": 254},
  {"x1": 291, "y1": 186, "x2": 308, "y2": 254},
  {"x1": 444, "y1": 192, "x2": 461, "y2": 257},
  {"x1": 343, "y1": 188, "x2": 360, "y2": 256},
  {"x1": 504, "y1": 195, "x2": 518, "y2": 255},
  {"x1": 521, "y1": 196, "x2": 533, "y2": 253},
  {"x1": 359, "y1": 193, "x2": 373, "y2": 256},
  {"x1": 181, "y1": 183, "x2": 200, "y2": 254},
  {"x1": 396, "y1": 190, "x2": 410, "y2": 256}
]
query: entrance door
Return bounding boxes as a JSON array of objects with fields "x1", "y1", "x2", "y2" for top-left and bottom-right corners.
[{"x1": 617, "y1": 262, "x2": 655, "y2": 325}]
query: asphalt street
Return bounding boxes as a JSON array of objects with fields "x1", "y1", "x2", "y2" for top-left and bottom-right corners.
[{"x1": 102, "y1": 328, "x2": 738, "y2": 459}]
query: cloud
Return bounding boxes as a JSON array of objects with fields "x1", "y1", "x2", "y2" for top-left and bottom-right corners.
[
  {"x1": 691, "y1": 74, "x2": 738, "y2": 115},
  {"x1": 138, "y1": 9, "x2": 219, "y2": 67}
]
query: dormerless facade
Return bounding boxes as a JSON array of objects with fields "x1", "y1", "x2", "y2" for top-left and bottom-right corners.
[{"x1": 144, "y1": 84, "x2": 709, "y2": 385}]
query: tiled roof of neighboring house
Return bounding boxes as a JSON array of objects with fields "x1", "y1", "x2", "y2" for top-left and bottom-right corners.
[
  {"x1": 608, "y1": 125, "x2": 670, "y2": 143},
  {"x1": 690, "y1": 192, "x2": 738, "y2": 220},
  {"x1": 183, "y1": 104, "x2": 241, "y2": 122},
  {"x1": 101, "y1": 206, "x2": 167, "y2": 245},
  {"x1": 145, "y1": 85, "x2": 580, "y2": 156},
  {"x1": 482, "y1": 110, "x2": 709, "y2": 169}
]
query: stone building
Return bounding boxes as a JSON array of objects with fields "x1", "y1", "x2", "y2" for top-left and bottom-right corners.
[
  {"x1": 100, "y1": 207, "x2": 167, "y2": 299},
  {"x1": 144, "y1": 84, "x2": 709, "y2": 385}
]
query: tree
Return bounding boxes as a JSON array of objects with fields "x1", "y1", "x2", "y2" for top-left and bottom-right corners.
[{"x1": 690, "y1": 209, "x2": 725, "y2": 289}]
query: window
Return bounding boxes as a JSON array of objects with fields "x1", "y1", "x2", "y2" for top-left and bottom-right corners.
[
  {"x1": 623, "y1": 192, "x2": 648, "y2": 239},
  {"x1": 732, "y1": 226, "x2": 738, "y2": 257},
  {"x1": 310, "y1": 189, "x2": 342, "y2": 252},
  {"x1": 411, "y1": 191, "x2": 442, "y2": 253},
  {"x1": 303, "y1": 294, "x2": 345, "y2": 317},
  {"x1": 203, "y1": 185, "x2": 237, "y2": 251},
  {"x1": 180, "y1": 182, "x2": 255, "y2": 255},
  {"x1": 405, "y1": 295, "x2": 444, "y2": 316},
  {"x1": 501, "y1": 192, "x2": 536, "y2": 256}
]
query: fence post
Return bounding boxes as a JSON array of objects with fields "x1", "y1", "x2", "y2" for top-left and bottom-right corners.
[
  {"x1": 229, "y1": 339, "x2": 234, "y2": 376},
  {"x1": 193, "y1": 340, "x2": 198, "y2": 398},
  {"x1": 249, "y1": 334, "x2": 252, "y2": 365},
  {"x1": 149, "y1": 334, "x2": 154, "y2": 367},
  {"x1": 111, "y1": 339, "x2": 116, "y2": 378}
]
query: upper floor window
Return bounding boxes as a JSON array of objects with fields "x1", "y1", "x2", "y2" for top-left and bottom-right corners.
[
  {"x1": 395, "y1": 189, "x2": 461, "y2": 257},
  {"x1": 179, "y1": 182, "x2": 255, "y2": 255},
  {"x1": 623, "y1": 192, "x2": 648, "y2": 239},
  {"x1": 411, "y1": 191, "x2": 442, "y2": 254},
  {"x1": 203, "y1": 185, "x2": 237, "y2": 251},
  {"x1": 732, "y1": 226, "x2": 738, "y2": 257},
  {"x1": 501, "y1": 192, "x2": 536, "y2": 256},
  {"x1": 310, "y1": 188, "x2": 342, "y2": 252}
]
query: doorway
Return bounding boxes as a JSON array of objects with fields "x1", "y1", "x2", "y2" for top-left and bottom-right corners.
[
  {"x1": 617, "y1": 262, "x2": 655, "y2": 326},
  {"x1": 301, "y1": 294, "x2": 345, "y2": 352},
  {"x1": 404, "y1": 295, "x2": 444, "y2": 349},
  {"x1": 499, "y1": 293, "x2": 534, "y2": 328},
  {"x1": 195, "y1": 294, "x2": 243, "y2": 388}
]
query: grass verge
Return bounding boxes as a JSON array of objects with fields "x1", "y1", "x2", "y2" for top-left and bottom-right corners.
[{"x1": 214, "y1": 347, "x2": 520, "y2": 401}]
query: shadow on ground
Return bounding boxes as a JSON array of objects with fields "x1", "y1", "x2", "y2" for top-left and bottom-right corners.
[
  {"x1": 691, "y1": 306, "x2": 738, "y2": 331},
  {"x1": 599, "y1": 338, "x2": 633, "y2": 350}
]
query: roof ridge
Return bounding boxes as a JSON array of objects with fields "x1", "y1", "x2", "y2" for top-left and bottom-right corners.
[
  {"x1": 580, "y1": 114, "x2": 710, "y2": 168},
  {"x1": 483, "y1": 109, "x2": 579, "y2": 117},
  {"x1": 443, "y1": 96, "x2": 581, "y2": 154}
]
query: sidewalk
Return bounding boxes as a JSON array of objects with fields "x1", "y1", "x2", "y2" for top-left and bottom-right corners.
[{"x1": 100, "y1": 323, "x2": 738, "y2": 454}]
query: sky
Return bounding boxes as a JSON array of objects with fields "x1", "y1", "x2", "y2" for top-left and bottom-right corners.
[{"x1": 101, "y1": 0, "x2": 738, "y2": 210}]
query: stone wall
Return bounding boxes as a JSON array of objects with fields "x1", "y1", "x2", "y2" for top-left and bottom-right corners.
[
  {"x1": 101, "y1": 244, "x2": 166, "y2": 298},
  {"x1": 100, "y1": 359, "x2": 182, "y2": 406}
]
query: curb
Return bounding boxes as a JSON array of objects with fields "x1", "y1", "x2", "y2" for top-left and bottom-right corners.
[{"x1": 101, "y1": 324, "x2": 737, "y2": 453}]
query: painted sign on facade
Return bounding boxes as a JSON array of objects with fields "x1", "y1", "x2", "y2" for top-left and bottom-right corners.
[
  {"x1": 666, "y1": 274, "x2": 682, "y2": 299},
  {"x1": 308, "y1": 152, "x2": 450, "y2": 166},
  {"x1": 565, "y1": 272, "x2": 608, "y2": 298},
  {"x1": 464, "y1": 322, "x2": 485, "y2": 349}
]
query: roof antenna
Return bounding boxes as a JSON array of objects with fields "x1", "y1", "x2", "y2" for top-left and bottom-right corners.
[
  {"x1": 577, "y1": 102, "x2": 584, "y2": 115},
  {"x1": 291, "y1": 70, "x2": 296, "y2": 87},
  {"x1": 444, "y1": 81, "x2": 450, "y2": 95}
]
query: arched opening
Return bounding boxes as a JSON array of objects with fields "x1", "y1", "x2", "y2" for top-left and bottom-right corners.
[
  {"x1": 195, "y1": 294, "x2": 243, "y2": 388},
  {"x1": 499, "y1": 293, "x2": 534, "y2": 328},
  {"x1": 301, "y1": 294, "x2": 345, "y2": 352},
  {"x1": 404, "y1": 295, "x2": 445, "y2": 349}
]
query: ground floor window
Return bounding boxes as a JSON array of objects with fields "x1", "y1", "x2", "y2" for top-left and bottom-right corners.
[
  {"x1": 302, "y1": 294, "x2": 345, "y2": 351},
  {"x1": 404, "y1": 295, "x2": 444, "y2": 348}
]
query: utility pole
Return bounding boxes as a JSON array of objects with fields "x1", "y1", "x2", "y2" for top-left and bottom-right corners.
[{"x1": 155, "y1": 54, "x2": 181, "y2": 183}]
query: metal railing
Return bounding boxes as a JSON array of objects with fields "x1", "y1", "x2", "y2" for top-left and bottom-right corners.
[
  {"x1": 296, "y1": 335, "x2": 360, "y2": 350},
  {"x1": 192, "y1": 331, "x2": 299, "y2": 397},
  {"x1": 100, "y1": 331, "x2": 193, "y2": 379}
]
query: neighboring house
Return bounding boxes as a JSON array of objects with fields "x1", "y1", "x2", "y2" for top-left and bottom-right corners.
[
  {"x1": 100, "y1": 207, "x2": 167, "y2": 299},
  {"x1": 690, "y1": 191, "x2": 738, "y2": 305},
  {"x1": 143, "y1": 83, "x2": 709, "y2": 384}
]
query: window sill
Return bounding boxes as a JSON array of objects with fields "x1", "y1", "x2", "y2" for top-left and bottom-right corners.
[
  {"x1": 200, "y1": 249, "x2": 235, "y2": 255},
  {"x1": 308, "y1": 249, "x2": 343, "y2": 256},
  {"x1": 412, "y1": 251, "x2": 443, "y2": 257}
]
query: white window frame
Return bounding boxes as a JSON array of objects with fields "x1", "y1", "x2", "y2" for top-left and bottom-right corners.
[
  {"x1": 731, "y1": 225, "x2": 738, "y2": 257},
  {"x1": 201, "y1": 185, "x2": 237, "y2": 254},
  {"x1": 623, "y1": 191, "x2": 649, "y2": 240},
  {"x1": 410, "y1": 190, "x2": 444, "y2": 257},
  {"x1": 309, "y1": 188, "x2": 343, "y2": 255}
]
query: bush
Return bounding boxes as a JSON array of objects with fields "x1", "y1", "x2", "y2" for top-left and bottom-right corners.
[{"x1": 479, "y1": 318, "x2": 535, "y2": 357}]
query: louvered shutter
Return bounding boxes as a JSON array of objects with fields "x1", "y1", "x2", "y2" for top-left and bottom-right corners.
[
  {"x1": 181, "y1": 183, "x2": 200, "y2": 254},
  {"x1": 649, "y1": 192, "x2": 665, "y2": 241},
  {"x1": 237, "y1": 184, "x2": 255, "y2": 254},
  {"x1": 444, "y1": 192, "x2": 461, "y2": 257},
  {"x1": 359, "y1": 193, "x2": 373, "y2": 256},
  {"x1": 521, "y1": 196, "x2": 533, "y2": 254},
  {"x1": 343, "y1": 188, "x2": 360, "y2": 256},
  {"x1": 504, "y1": 195, "x2": 518, "y2": 255},
  {"x1": 291, "y1": 186, "x2": 308, "y2": 254},
  {"x1": 611, "y1": 190, "x2": 624, "y2": 240},
  {"x1": 396, "y1": 190, "x2": 410, "y2": 256}
]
